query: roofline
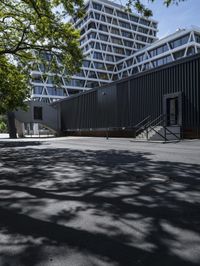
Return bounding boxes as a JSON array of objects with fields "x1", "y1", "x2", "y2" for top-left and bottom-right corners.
[
  {"x1": 82, "y1": 0, "x2": 158, "y2": 24},
  {"x1": 117, "y1": 25, "x2": 200, "y2": 63}
]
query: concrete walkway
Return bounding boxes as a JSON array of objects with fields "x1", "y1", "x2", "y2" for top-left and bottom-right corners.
[{"x1": 0, "y1": 137, "x2": 200, "y2": 266}]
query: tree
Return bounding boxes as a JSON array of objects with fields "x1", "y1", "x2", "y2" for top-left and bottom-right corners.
[
  {"x1": 0, "y1": 0, "x2": 85, "y2": 137},
  {"x1": 0, "y1": 56, "x2": 30, "y2": 137}
]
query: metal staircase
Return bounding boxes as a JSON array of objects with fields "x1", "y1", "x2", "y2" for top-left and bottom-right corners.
[{"x1": 135, "y1": 114, "x2": 181, "y2": 142}]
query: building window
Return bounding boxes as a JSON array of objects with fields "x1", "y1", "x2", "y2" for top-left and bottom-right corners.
[
  {"x1": 33, "y1": 86, "x2": 43, "y2": 95},
  {"x1": 92, "y1": 3, "x2": 102, "y2": 11},
  {"x1": 99, "y1": 34, "x2": 108, "y2": 41},
  {"x1": 136, "y1": 53, "x2": 146, "y2": 62},
  {"x1": 34, "y1": 107, "x2": 43, "y2": 120},
  {"x1": 169, "y1": 34, "x2": 189, "y2": 49},
  {"x1": 173, "y1": 49, "x2": 185, "y2": 60},
  {"x1": 121, "y1": 30, "x2": 132, "y2": 38},
  {"x1": 153, "y1": 55, "x2": 172, "y2": 67},
  {"x1": 195, "y1": 34, "x2": 200, "y2": 43},
  {"x1": 105, "y1": 6, "x2": 113, "y2": 14},
  {"x1": 112, "y1": 37, "x2": 122, "y2": 45},
  {"x1": 99, "y1": 24, "x2": 108, "y2": 32},
  {"x1": 149, "y1": 44, "x2": 169, "y2": 57},
  {"x1": 94, "y1": 13, "x2": 100, "y2": 20},
  {"x1": 140, "y1": 18, "x2": 150, "y2": 26},
  {"x1": 119, "y1": 20, "x2": 131, "y2": 29},
  {"x1": 111, "y1": 27, "x2": 120, "y2": 36},
  {"x1": 117, "y1": 10, "x2": 128, "y2": 20},
  {"x1": 130, "y1": 15, "x2": 138, "y2": 23},
  {"x1": 93, "y1": 52, "x2": 103, "y2": 60},
  {"x1": 187, "y1": 46, "x2": 195, "y2": 56},
  {"x1": 124, "y1": 40, "x2": 133, "y2": 47}
]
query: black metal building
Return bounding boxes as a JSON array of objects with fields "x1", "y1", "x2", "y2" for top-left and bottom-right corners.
[{"x1": 59, "y1": 54, "x2": 200, "y2": 138}]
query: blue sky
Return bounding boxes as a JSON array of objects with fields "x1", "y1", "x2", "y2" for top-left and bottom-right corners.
[{"x1": 119, "y1": 0, "x2": 200, "y2": 38}]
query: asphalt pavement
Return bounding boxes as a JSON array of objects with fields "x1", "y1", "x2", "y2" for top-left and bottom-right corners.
[{"x1": 0, "y1": 136, "x2": 200, "y2": 266}]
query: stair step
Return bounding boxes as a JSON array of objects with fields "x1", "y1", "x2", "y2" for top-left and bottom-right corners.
[{"x1": 136, "y1": 126, "x2": 180, "y2": 141}]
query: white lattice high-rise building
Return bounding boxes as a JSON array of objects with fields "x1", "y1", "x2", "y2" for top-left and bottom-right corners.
[
  {"x1": 30, "y1": 0, "x2": 200, "y2": 104},
  {"x1": 69, "y1": 0, "x2": 158, "y2": 90},
  {"x1": 30, "y1": 0, "x2": 158, "y2": 103}
]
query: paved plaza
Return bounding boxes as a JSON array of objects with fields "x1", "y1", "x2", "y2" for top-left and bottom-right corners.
[{"x1": 0, "y1": 136, "x2": 200, "y2": 266}]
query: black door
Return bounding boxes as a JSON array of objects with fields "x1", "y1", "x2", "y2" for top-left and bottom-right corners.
[{"x1": 167, "y1": 97, "x2": 178, "y2": 126}]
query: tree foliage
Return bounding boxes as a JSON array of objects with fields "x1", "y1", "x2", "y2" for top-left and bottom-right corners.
[
  {"x1": 0, "y1": 0, "x2": 85, "y2": 113},
  {"x1": 0, "y1": 56, "x2": 30, "y2": 113}
]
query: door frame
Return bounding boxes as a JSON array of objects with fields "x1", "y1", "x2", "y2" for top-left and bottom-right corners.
[{"x1": 163, "y1": 92, "x2": 182, "y2": 126}]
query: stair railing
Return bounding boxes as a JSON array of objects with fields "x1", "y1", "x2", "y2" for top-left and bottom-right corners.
[
  {"x1": 135, "y1": 115, "x2": 151, "y2": 137},
  {"x1": 135, "y1": 114, "x2": 181, "y2": 141},
  {"x1": 147, "y1": 114, "x2": 181, "y2": 141}
]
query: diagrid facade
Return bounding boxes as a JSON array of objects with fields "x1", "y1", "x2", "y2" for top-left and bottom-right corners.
[
  {"x1": 30, "y1": 0, "x2": 158, "y2": 103},
  {"x1": 30, "y1": 0, "x2": 200, "y2": 104}
]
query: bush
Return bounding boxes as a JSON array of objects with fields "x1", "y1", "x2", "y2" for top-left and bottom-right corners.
[{"x1": 0, "y1": 120, "x2": 7, "y2": 133}]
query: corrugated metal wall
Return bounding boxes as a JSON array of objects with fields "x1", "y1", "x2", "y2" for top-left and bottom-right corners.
[{"x1": 60, "y1": 54, "x2": 200, "y2": 137}]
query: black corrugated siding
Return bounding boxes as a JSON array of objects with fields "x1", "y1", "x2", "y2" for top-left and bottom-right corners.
[{"x1": 60, "y1": 54, "x2": 200, "y2": 137}]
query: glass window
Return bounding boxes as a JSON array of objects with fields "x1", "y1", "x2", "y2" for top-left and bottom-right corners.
[
  {"x1": 169, "y1": 34, "x2": 189, "y2": 49},
  {"x1": 111, "y1": 27, "x2": 120, "y2": 35},
  {"x1": 124, "y1": 40, "x2": 133, "y2": 47},
  {"x1": 99, "y1": 34, "x2": 108, "y2": 41},
  {"x1": 153, "y1": 55, "x2": 172, "y2": 67},
  {"x1": 195, "y1": 34, "x2": 200, "y2": 43},
  {"x1": 138, "y1": 27, "x2": 149, "y2": 34},
  {"x1": 112, "y1": 18, "x2": 118, "y2": 25},
  {"x1": 173, "y1": 49, "x2": 185, "y2": 60},
  {"x1": 149, "y1": 44, "x2": 168, "y2": 57},
  {"x1": 130, "y1": 15, "x2": 138, "y2": 23},
  {"x1": 92, "y1": 3, "x2": 102, "y2": 10},
  {"x1": 112, "y1": 37, "x2": 122, "y2": 45},
  {"x1": 140, "y1": 18, "x2": 150, "y2": 26},
  {"x1": 187, "y1": 46, "x2": 195, "y2": 56},
  {"x1": 98, "y1": 73, "x2": 109, "y2": 80},
  {"x1": 83, "y1": 60, "x2": 90, "y2": 67},
  {"x1": 93, "y1": 52, "x2": 103, "y2": 60},
  {"x1": 33, "y1": 86, "x2": 43, "y2": 94},
  {"x1": 94, "y1": 62, "x2": 106, "y2": 70},
  {"x1": 113, "y1": 47, "x2": 124, "y2": 55},
  {"x1": 126, "y1": 59, "x2": 133, "y2": 67},
  {"x1": 94, "y1": 13, "x2": 100, "y2": 20},
  {"x1": 99, "y1": 24, "x2": 108, "y2": 32},
  {"x1": 31, "y1": 74, "x2": 43, "y2": 83},
  {"x1": 88, "y1": 22, "x2": 96, "y2": 30},
  {"x1": 106, "y1": 54, "x2": 114, "y2": 62},
  {"x1": 117, "y1": 10, "x2": 128, "y2": 20},
  {"x1": 106, "y1": 64, "x2": 115, "y2": 71},
  {"x1": 105, "y1": 6, "x2": 113, "y2": 14},
  {"x1": 121, "y1": 30, "x2": 132, "y2": 38},
  {"x1": 136, "y1": 53, "x2": 146, "y2": 62},
  {"x1": 88, "y1": 32, "x2": 96, "y2": 39},
  {"x1": 119, "y1": 20, "x2": 131, "y2": 29}
]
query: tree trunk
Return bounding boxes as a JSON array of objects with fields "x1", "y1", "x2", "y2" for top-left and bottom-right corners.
[{"x1": 7, "y1": 112, "x2": 17, "y2": 138}]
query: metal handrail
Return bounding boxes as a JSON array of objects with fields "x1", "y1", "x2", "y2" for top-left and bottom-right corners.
[
  {"x1": 135, "y1": 115, "x2": 151, "y2": 129},
  {"x1": 147, "y1": 114, "x2": 164, "y2": 128},
  {"x1": 135, "y1": 116, "x2": 152, "y2": 136},
  {"x1": 164, "y1": 125, "x2": 181, "y2": 140},
  {"x1": 135, "y1": 113, "x2": 181, "y2": 141}
]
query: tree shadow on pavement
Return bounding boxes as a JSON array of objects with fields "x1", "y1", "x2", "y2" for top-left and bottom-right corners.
[{"x1": 0, "y1": 145, "x2": 200, "y2": 266}]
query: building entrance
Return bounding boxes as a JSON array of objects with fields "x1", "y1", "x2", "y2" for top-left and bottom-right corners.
[
  {"x1": 163, "y1": 92, "x2": 182, "y2": 126},
  {"x1": 167, "y1": 97, "x2": 179, "y2": 125}
]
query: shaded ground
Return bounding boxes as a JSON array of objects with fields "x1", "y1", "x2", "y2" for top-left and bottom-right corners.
[{"x1": 0, "y1": 137, "x2": 200, "y2": 266}]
